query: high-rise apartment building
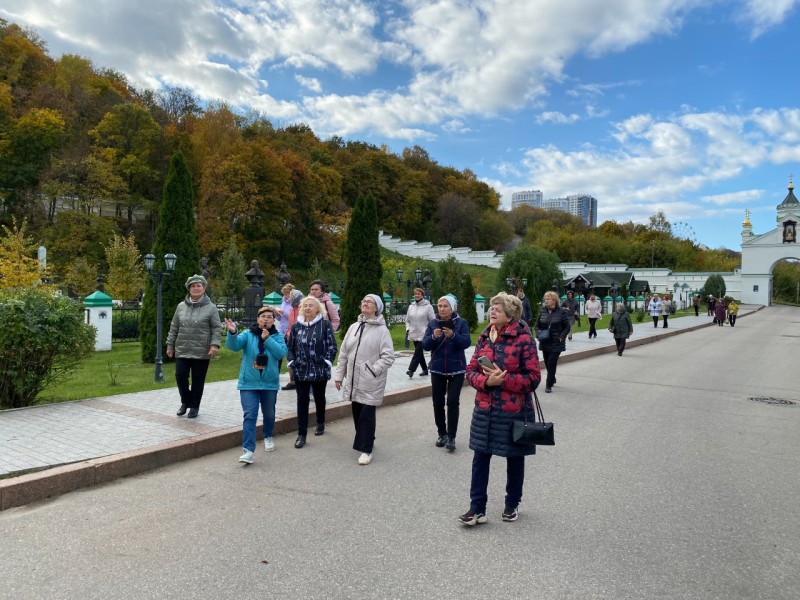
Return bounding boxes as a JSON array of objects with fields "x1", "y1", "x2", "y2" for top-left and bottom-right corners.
[
  {"x1": 511, "y1": 190, "x2": 597, "y2": 227},
  {"x1": 511, "y1": 190, "x2": 543, "y2": 209}
]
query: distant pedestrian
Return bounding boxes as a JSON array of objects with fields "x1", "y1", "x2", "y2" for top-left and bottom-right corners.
[
  {"x1": 707, "y1": 294, "x2": 715, "y2": 317},
  {"x1": 661, "y1": 294, "x2": 671, "y2": 328},
  {"x1": 422, "y1": 295, "x2": 472, "y2": 452},
  {"x1": 309, "y1": 280, "x2": 340, "y2": 332},
  {"x1": 692, "y1": 295, "x2": 700, "y2": 317},
  {"x1": 584, "y1": 293, "x2": 602, "y2": 338},
  {"x1": 561, "y1": 290, "x2": 579, "y2": 341},
  {"x1": 649, "y1": 293, "x2": 663, "y2": 328},
  {"x1": 281, "y1": 289, "x2": 304, "y2": 391},
  {"x1": 287, "y1": 296, "x2": 338, "y2": 448},
  {"x1": 609, "y1": 303, "x2": 633, "y2": 356},
  {"x1": 277, "y1": 284, "x2": 294, "y2": 337},
  {"x1": 727, "y1": 299, "x2": 739, "y2": 327},
  {"x1": 166, "y1": 275, "x2": 222, "y2": 419},
  {"x1": 535, "y1": 291, "x2": 571, "y2": 393},
  {"x1": 334, "y1": 294, "x2": 395, "y2": 466},
  {"x1": 714, "y1": 298, "x2": 727, "y2": 327},
  {"x1": 405, "y1": 287, "x2": 435, "y2": 378},
  {"x1": 224, "y1": 306, "x2": 287, "y2": 464},
  {"x1": 517, "y1": 287, "x2": 533, "y2": 326}
]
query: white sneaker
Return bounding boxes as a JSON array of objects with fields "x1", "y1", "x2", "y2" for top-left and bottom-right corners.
[
  {"x1": 238, "y1": 449, "x2": 254, "y2": 464},
  {"x1": 358, "y1": 452, "x2": 373, "y2": 465},
  {"x1": 264, "y1": 437, "x2": 275, "y2": 452}
]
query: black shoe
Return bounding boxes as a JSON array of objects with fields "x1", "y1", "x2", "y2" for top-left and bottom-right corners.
[
  {"x1": 406, "y1": 370, "x2": 413, "y2": 378},
  {"x1": 176, "y1": 404, "x2": 188, "y2": 416},
  {"x1": 502, "y1": 505, "x2": 519, "y2": 522},
  {"x1": 420, "y1": 370, "x2": 429, "y2": 376},
  {"x1": 187, "y1": 408, "x2": 199, "y2": 418},
  {"x1": 435, "y1": 435, "x2": 447, "y2": 448},
  {"x1": 545, "y1": 387, "x2": 552, "y2": 393},
  {"x1": 281, "y1": 383, "x2": 296, "y2": 391},
  {"x1": 445, "y1": 437, "x2": 456, "y2": 452},
  {"x1": 459, "y1": 510, "x2": 487, "y2": 526},
  {"x1": 294, "y1": 435, "x2": 306, "y2": 449},
  {"x1": 618, "y1": 351, "x2": 622, "y2": 356},
  {"x1": 314, "y1": 423, "x2": 325, "y2": 436}
]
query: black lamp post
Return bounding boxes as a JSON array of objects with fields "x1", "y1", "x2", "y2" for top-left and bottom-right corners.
[
  {"x1": 338, "y1": 279, "x2": 344, "y2": 297},
  {"x1": 398, "y1": 268, "x2": 413, "y2": 305},
  {"x1": 422, "y1": 269, "x2": 432, "y2": 300},
  {"x1": 144, "y1": 252, "x2": 177, "y2": 383}
]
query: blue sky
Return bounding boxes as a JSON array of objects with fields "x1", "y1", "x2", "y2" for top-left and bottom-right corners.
[{"x1": 3, "y1": 0, "x2": 800, "y2": 250}]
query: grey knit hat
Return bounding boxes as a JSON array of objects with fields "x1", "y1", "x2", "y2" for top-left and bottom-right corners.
[{"x1": 185, "y1": 274, "x2": 208, "y2": 290}]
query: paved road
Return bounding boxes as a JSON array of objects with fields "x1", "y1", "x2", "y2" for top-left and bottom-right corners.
[{"x1": 1, "y1": 306, "x2": 798, "y2": 599}]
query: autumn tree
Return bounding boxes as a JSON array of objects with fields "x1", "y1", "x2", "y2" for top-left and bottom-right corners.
[
  {"x1": 341, "y1": 194, "x2": 382, "y2": 334},
  {"x1": 0, "y1": 217, "x2": 42, "y2": 288},
  {"x1": 497, "y1": 245, "x2": 563, "y2": 305},
  {"x1": 104, "y1": 233, "x2": 144, "y2": 301},
  {"x1": 140, "y1": 150, "x2": 201, "y2": 362},
  {"x1": 65, "y1": 256, "x2": 97, "y2": 296}
]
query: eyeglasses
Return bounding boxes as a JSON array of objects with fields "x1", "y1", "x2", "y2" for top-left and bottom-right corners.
[
  {"x1": 257, "y1": 312, "x2": 275, "y2": 318},
  {"x1": 362, "y1": 298, "x2": 376, "y2": 305}
]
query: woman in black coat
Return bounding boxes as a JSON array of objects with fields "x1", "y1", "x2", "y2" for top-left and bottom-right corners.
[{"x1": 535, "y1": 291, "x2": 571, "y2": 393}]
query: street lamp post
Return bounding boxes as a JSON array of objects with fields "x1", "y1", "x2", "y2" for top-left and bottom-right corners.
[{"x1": 144, "y1": 252, "x2": 177, "y2": 383}]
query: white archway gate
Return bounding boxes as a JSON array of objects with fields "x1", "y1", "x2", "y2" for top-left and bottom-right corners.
[{"x1": 740, "y1": 180, "x2": 800, "y2": 305}]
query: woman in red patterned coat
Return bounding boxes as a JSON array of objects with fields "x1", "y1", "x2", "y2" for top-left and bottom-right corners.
[{"x1": 459, "y1": 292, "x2": 542, "y2": 526}]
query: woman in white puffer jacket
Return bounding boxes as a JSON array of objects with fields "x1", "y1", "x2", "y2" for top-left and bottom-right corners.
[
  {"x1": 405, "y1": 287, "x2": 435, "y2": 378},
  {"x1": 335, "y1": 294, "x2": 396, "y2": 466}
]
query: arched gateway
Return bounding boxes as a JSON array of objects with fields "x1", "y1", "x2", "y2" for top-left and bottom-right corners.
[{"x1": 740, "y1": 178, "x2": 800, "y2": 305}]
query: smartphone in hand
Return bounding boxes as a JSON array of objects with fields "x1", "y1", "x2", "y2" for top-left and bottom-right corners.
[{"x1": 477, "y1": 355, "x2": 494, "y2": 370}]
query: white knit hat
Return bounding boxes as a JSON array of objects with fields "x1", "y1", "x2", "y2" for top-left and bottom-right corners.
[
  {"x1": 367, "y1": 293, "x2": 384, "y2": 313},
  {"x1": 439, "y1": 295, "x2": 457, "y2": 312}
]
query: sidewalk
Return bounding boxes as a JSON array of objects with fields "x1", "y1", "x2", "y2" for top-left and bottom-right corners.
[{"x1": 0, "y1": 307, "x2": 758, "y2": 509}]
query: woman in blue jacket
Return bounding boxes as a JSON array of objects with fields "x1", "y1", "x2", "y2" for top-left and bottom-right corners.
[
  {"x1": 422, "y1": 295, "x2": 472, "y2": 452},
  {"x1": 224, "y1": 306, "x2": 287, "y2": 464}
]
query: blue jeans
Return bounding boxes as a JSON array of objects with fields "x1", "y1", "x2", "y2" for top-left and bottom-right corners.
[
  {"x1": 469, "y1": 450, "x2": 525, "y2": 513},
  {"x1": 240, "y1": 389, "x2": 277, "y2": 452}
]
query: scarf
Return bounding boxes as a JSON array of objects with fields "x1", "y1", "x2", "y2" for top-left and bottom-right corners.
[{"x1": 250, "y1": 324, "x2": 278, "y2": 354}]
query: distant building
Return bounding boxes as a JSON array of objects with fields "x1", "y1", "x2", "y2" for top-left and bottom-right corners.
[
  {"x1": 511, "y1": 190, "x2": 543, "y2": 209},
  {"x1": 511, "y1": 190, "x2": 598, "y2": 227}
]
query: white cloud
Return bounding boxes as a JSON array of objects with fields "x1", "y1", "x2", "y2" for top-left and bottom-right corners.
[
  {"x1": 501, "y1": 108, "x2": 800, "y2": 222},
  {"x1": 295, "y1": 75, "x2": 322, "y2": 93},
  {"x1": 700, "y1": 190, "x2": 764, "y2": 205},
  {"x1": 740, "y1": 0, "x2": 799, "y2": 38},
  {"x1": 536, "y1": 111, "x2": 581, "y2": 125}
]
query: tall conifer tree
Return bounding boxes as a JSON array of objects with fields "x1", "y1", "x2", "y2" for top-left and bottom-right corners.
[
  {"x1": 340, "y1": 194, "x2": 382, "y2": 333},
  {"x1": 460, "y1": 273, "x2": 478, "y2": 332},
  {"x1": 140, "y1": 151, "x2": 202, "y2": 362}
]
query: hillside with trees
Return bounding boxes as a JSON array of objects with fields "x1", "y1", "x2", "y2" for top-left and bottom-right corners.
[{"x1": 0, "y1": 18, "x2": 740, "y2": 298}]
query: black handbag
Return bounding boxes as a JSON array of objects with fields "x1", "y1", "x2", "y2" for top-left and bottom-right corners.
[{"x1": 512, "y1": 390, "x2": 555, "y2": 446}]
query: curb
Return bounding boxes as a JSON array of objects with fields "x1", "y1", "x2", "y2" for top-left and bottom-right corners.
[{"x1": 0, "y1": 308, "x2": 759, "y2": 511}]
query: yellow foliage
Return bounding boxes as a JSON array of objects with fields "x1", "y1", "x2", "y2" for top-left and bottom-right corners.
[{"x1": 0, "y1": 217, "x2": 42, "y2": 289}]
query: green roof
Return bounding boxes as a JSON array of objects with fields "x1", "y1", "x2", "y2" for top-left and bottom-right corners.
[
  {"x1": 83, "y1": 290, "x2": 113, "y2": 306},
  {"x1": 262, "y1": 292, "x2": 282, "y2": 305}
]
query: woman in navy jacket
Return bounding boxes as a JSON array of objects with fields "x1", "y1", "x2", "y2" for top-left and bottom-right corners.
[{"x1": 422, "y1": 295, "x2": 472, "y2": 451}]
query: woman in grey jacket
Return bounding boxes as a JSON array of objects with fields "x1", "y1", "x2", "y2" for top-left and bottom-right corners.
[
  {"x1": 608, "y1": 303, "x2": 633, "y2": 356},
  {"x1": 166, "y1": 275, "x2": 222, "y2": 418},
  {"x1": 405, "y1": 287, "x2": 435, "y2": 378},
  {"x1": 334, "y1": 294, "x2": 395, "y2": 466}
]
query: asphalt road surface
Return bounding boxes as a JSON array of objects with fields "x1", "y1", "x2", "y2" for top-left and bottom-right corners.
[{"x1": 2, "y1": 306, "x2": 799, "y2": 600}]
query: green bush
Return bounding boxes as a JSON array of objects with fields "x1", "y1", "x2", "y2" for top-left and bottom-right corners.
[
  {"x1": 634, "y1": 308, "x2": 646, "y2": 322},
  {"x1": 0, "y1": 288, "x2": 96, "y2": 408}
]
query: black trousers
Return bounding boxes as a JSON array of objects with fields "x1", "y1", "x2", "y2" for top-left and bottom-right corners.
[
  {"x1": 408, "y1": 340, "x2": 428, "y2": 374},
  {"x1": 352, "y1": 401, "x2": 376, "y2": 453},
  {"x1": 175, "y1": 358, "x2": 211, "y2": 409},
  {"x1": 652, "y1": 316, "x2": 659, "y2": 327},
  {"x1": 694, "y1": 305, "x2": 699, "y2": 316},
  {"x1": 541, "y1": 350, "x2": 561, "y2": 388},
  {"x1": 662, "y1": 315, "x2": 669, "y2": 328},
  {"x1": 729, "y1": 314, "x2": 737, "y2": 327},
  {"x1": 469, "y1": 451, "x2": 525, "y2": 514},
  {"x1": 588, "y1": 318, "x2": 598, "y2": 337},
  {"x1": 615, "y1": 337, "x2": 627, "y2": 354},
  {"x1": 295, "y1": 380, "x2": 328, "y2": 435},
  {"x1": 430, "y1": 373, "x2": 464, "y2": 437}
]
